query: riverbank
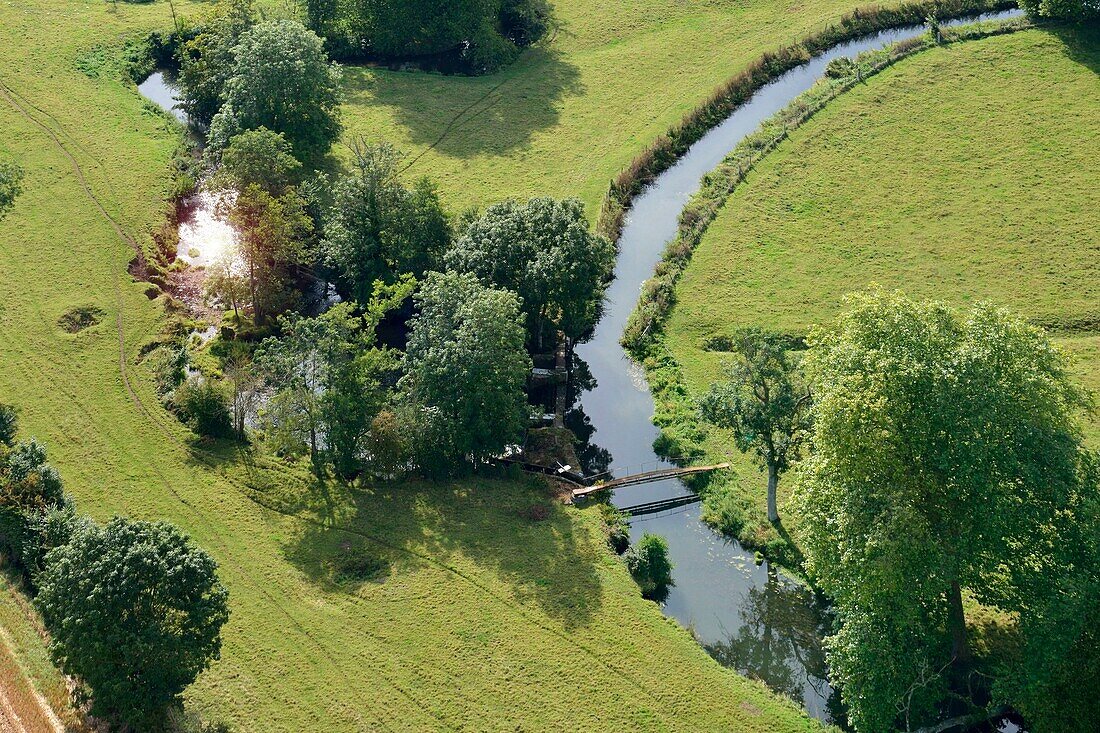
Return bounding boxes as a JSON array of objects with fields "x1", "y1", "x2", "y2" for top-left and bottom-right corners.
[{"x1": 632, "y1": 19, "x2": 1098, "y2": 562}]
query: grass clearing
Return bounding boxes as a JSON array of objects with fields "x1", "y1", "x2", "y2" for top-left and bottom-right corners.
[
  {"x1": 0, "y1": 1, "x2": 829, "y2": 729},
  {"x1": 339, "y1": 0, "x2": 956, "y2": 215},
  {"x1": 661, "y1": 27, "x2": 1100, "y2": 525}
]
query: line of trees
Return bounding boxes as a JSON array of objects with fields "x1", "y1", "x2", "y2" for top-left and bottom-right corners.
[
  {"x1": 696, "y1": 290, "x2": 1099, "y2": 732},
  {"x1": 159, "y1": 2, "x2": 615, "y2": 480},
  {"x1": 0, "y1": 404, "x2": 229, "y2": 731},
  {"x1": 303, "y1": 0, "x2": 553, "y2": 72}
]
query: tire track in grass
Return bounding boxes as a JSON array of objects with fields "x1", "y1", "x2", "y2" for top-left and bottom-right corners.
[
  {"x1": 1, "y1": 76, "x2": 684, "y2": 726},
  {"x1": 0, "y1": 79, "x2": 403, "y2": 722}
]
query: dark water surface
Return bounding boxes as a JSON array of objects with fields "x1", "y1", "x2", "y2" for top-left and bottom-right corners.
[{"x1": 571, "y1": 10, "x2": 1022, "y2": 722}]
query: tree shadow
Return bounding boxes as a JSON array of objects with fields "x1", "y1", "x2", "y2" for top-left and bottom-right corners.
[
  {"x1": 701, "y1": 564, "x2": 835, "y2": 716},
  {"x1": 1048, "y1": 22, "x2": 1100, "y2": 76},
  {"x1": 281, "y1": 474, "x2": 605, "y2": 630},
  {"x1": 341, "y1": 46, "x2": 584, "y2": 159}
]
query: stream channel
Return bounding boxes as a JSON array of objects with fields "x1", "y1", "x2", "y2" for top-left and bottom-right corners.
[{"x1": 139, "y1": 10, "x2": 1024, "y2": 728}]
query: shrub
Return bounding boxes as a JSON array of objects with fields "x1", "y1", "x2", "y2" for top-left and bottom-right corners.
[
  {"x1": 57, "y1": 305, "x2": 106, "y2": 333},
  {"x1": 0, "y1": 403, "x2": 16, "y2": 446},
  {"x1": 597, "y1": 503, "x2": 631, "y2": 554},
  {"x1": 626, "y1": 532, "x2": 674, "y2": 600},
  {"x1": 152, "y1": 345, "x2": 189, "y2": 396},
  {"x1": 174, "y1": 377, "x2": 233, "y2": 439}
]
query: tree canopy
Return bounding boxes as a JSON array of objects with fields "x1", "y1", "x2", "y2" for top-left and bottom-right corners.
[
  {"x1": 790, "y1": 289, "x2": 1095, "y2": 732},
  {"x1": 305, "y1": 0, "x2": 552, "y2": 72},
  {"x1": 35, "y1": 518, "x2": 230, "y2": 730},
  {"x1": 214, "y1": 127, "x2": 301, "y2": 196},
  {"x1": 208, "y1": 19, "x2": 342, "y2": 164},
  {"x1": 322, "y1": 141, "x2": 451, "y2": 301},
  {"x1": 699, "y1": 328, "x2": 813, "y2": 523},
  {"x1": 178, "y1": 0, "x2": 256, "y2": 125},
  {"x1": 255, "y1": 284, "x2": 409, "y2": 477},
  {"x1": 1019, "y1": 0, "x2": 1099, "y2": 21},
  {"x1": 402, "y1": 271, "x2": 531, "y2": 472},
  {"x1": 445, "y1": 197, "x2": 614, "y2": 348}
]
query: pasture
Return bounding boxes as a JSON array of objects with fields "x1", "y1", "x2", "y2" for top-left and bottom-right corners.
[
  {"x1": 661, "y1": 26, "x2": 1100, "y2": 528},
  {"x1": 337, "y1": 0, "x2": 951, "y2": 214},
  {"x1": 0, "y1": 1, "x2": 839, "y2": 729}
]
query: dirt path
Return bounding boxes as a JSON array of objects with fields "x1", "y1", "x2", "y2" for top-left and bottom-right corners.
[{"x1": 0, "y1": 626, "x2": 65, "y2": 733}]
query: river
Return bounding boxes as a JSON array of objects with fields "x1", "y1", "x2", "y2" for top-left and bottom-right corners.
[
  {"x1": 138, "y1": 11, "x2": 1025, "y2": 728},
  {"x1": 570, "y1": 9, "x2": 1023, "y2": 726}
]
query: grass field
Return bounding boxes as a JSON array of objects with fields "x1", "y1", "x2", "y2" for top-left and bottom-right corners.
[
  {"x1": 0, "y1": 1, "x2": 837, "y2": 730},
  {"x1": 338, "y1": 0, "x2": 954, "y2": 215},
  {"x1": 661, "y1": 26, "x2": 1100, "y2": 526}
]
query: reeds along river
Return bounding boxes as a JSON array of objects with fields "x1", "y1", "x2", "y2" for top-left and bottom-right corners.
[{"x1": 140, "y1": 11, "x2": 1026, "y2": 728}]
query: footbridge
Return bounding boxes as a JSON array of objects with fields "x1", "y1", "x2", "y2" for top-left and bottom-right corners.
[{"x1": 570, "y1": 463, "x2": 730, "y2": 500}]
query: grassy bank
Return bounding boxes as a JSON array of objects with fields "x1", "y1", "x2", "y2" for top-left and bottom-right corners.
[
  {"x1": 0, "y1": 1, "x2": 830, "y2": 730},
  {"x1": 336, "y1": 0, "x2": 1010, "y2": 223},
  {"x1": 644, "y1": 25, "x2": 1100, "y2": 549}
]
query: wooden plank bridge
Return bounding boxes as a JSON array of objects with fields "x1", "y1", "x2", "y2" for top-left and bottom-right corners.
[{"x1": 570, "y1": 463, "x2": 730, "y2": 500}]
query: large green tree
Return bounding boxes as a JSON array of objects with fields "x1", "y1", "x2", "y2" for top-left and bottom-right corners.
[
  {"x1": 209, "y1": 19, "x2": 342, "y2": 164},
  {"x1": 213, "y1": 127, "x2": 301, "y2": 196},
  {"x1": 321, "y1": 141, "x2": 450, "y2": 302},
  {"x1": 402, "y1": 272, "x2": 531, "y2": 471},
  {"x1": 445, "y1": 197, "x2": 614, "y2": 349},
  {"x1": 177, "y1": 0, "x2": 256, "y2": 125},
  {"x1": 255, "y1": 285, "x2": 408, "y2": 477},
  {"x1": 699, "y1": 328, "x2": 813, "y2": 523},
  {"x1": 790, "y1": 289, "x2": 1094, "y2": 732},
  {"x1": 223, "y1": 183, "x2": 313, "y2": 324},
  {"x1": 35, "y1": 518, "x2": 230, "y2": 730}
]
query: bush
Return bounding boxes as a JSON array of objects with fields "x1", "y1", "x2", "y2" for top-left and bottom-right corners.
[
  {"x1": 174, "y1": 377, "x2": 233, "y2": 439},
  {"x1": 0, "y1": 403, "x2": 16, "y2": 446},
  {"x1": 626, "y1": 532, "x2": 674, "y2": 600},
  {"x1": 597, "y1": 504, "x2": 631, "y2": 554},
  {"x1": 152, "y1": 345, "x2": 189, "y2": 396}
]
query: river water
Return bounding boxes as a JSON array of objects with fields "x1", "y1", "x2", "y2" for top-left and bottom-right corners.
[
  {"x1": 138, "y1": 11, "x2": 1025, "y2": 727},
  {"x1": 570, "y1": 9, "x2": 1022, "y2": 724}
]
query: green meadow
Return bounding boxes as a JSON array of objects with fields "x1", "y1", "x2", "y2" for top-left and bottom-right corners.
[
  {"x1": 662, "y1": 27, "x2": 1100, "y2": 526},
  {"x1": 0, "y1": 1, "x2": 847, "y2": 729},
  {"x1": 337, "y1": 0, "x2": 940, "y2": 214}
]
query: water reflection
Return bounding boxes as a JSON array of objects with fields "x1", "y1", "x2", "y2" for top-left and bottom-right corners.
[{"x1": 702, "y1": 564, "x2": 834, "y2": 714}]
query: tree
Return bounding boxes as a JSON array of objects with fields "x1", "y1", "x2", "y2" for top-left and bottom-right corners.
[
  {"x1": 626, "y1": 532, "x2": 674, "y2": 601},
  {"x1": 223, "y1": 183, "x2": 313, "y2": 324},
  {"x1": 177, "y1": 0, "x2": 256, "y2": 125},
  {"x1": 203, "y1": 251, "x2": 249, "y2": 320},
  {"x1": 402, "y1": 272, "x2": 531, "y2": 471},
  {"x1": 208, "y1": 19, "x2": 342, "y2": 165},
  {"x1": 255, "y1": 284, "x2": 408, "y2": 477},
  {"x1": 1018, "y1": 0, "x2": 1099, "y2": 22},
  {"x1": 213, "y1": 127, "x2": 301, "y2": 196},
  {"x1": 0, "y1": 437, "x2": 66, "y2": 568},
  {"x1": 790, "y1": 289, "x2": 1093, "y2": 732},
  {"x1": 34, "y1": 518, "x2": 230, "y2": 730},
  {"x1": 321, "y1": 141, "x2": 450, "y2": 302},
  {"x1": 0, "y1": 159, "x2": 23, "y2": 219},
  {"x1": 319, "y1": 0, "x2": 551, "y2": 70},
  {"x1": 996, "y1": 459, "x2": 1100, "y2": 733},
  {"x1": 445, "y1": 197, "x2": 614, "y2": 349},
  {"x1": 699, "y1": 329, "x2": 813, "y2": 524}
]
